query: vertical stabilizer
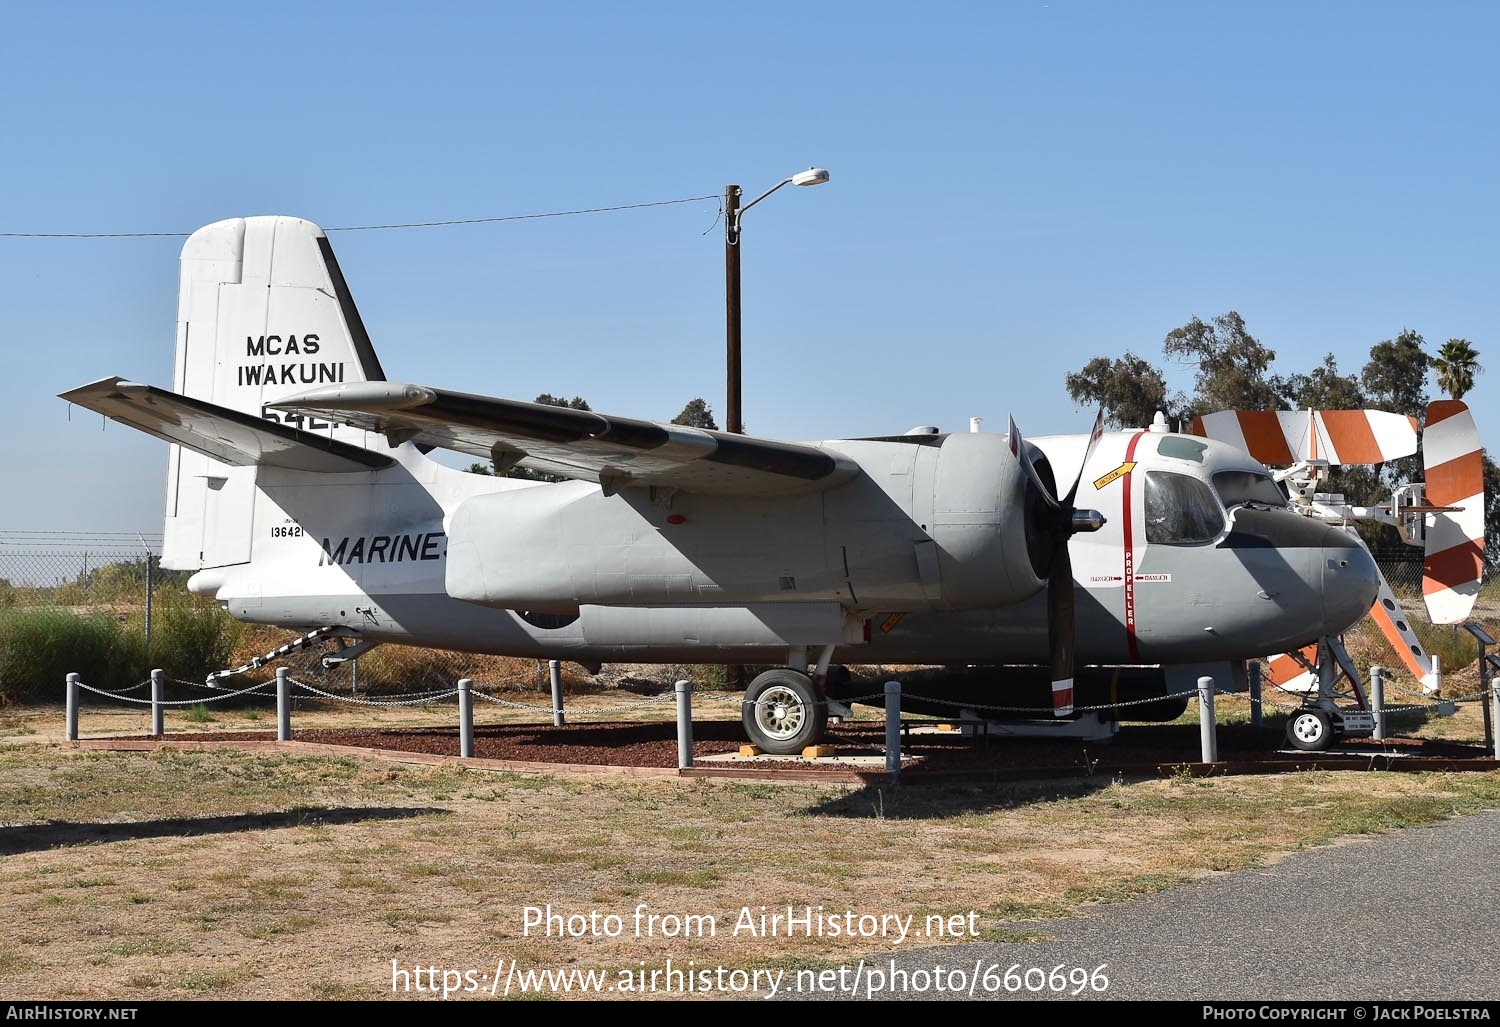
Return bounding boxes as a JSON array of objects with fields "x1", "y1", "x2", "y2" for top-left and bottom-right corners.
[{"x1": 163, "y1": 217, "x2": 385, "y2": 570}]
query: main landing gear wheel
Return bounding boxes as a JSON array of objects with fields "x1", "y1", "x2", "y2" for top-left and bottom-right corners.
[
  {"x1": 742, "y1": 669, "x2": 828, "y2": 756},
  {"x1": 1286, "y1": 708, "x2": 1334, "y2": 752}
]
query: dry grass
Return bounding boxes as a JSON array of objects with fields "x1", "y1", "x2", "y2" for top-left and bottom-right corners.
[{"x1": 0, "y1": 741, "x2": 1497, "y2": 1000}]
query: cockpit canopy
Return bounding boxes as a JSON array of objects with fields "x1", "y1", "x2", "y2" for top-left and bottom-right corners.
[{"x1": 1143, "y1": 467, "x2": 1288, "y2": 545}]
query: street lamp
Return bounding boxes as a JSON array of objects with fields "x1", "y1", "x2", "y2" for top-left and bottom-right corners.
[{"x1": 724, "y1": 167, "x2": 829, "y2": 434}]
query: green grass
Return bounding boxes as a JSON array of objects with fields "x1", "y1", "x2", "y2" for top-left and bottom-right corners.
[{"x1": 0, "y1": 590, "x2": 240, "y2": 703}]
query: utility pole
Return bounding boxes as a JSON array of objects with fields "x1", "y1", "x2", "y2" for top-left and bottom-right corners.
[{"x1": 724, "y1": 184, "x2": 743, "y2": 434}]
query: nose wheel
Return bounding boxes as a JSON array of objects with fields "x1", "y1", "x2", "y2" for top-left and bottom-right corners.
[{"x1": 1285, "y1": 708, "x2": 1335, "y2": 752}]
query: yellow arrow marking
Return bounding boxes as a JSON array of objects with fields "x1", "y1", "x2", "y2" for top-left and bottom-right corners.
[
  {"x1": 880, "y1": 612, "x2": 905, "y2": 634},
  {"x1": 1093, "y1": 461, "x2": 1136, "y2": 490}
]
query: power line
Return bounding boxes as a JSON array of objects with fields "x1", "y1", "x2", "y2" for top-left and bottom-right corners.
[{"x1": 0, "y1": 194, "x2": 721, "y2": 239}]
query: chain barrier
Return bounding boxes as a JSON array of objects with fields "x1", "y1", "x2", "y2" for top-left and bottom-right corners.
[
  {"x1": 72, "y1": 678, "x2": 154, "y2": 697},
  {"x1": 470, "y1": 691, "x2": 676, "y2": 715},
  {"x1": 74, "y1": 678, "x2": 275, "y2": 706},
  {"x1": 289, "y1": 679, "x2": 460, "y2": 708}
]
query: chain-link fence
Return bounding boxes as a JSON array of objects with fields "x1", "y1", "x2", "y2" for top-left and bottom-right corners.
[{"x1": 2, "y1": 542, "x2": 1495, "y2": 705}]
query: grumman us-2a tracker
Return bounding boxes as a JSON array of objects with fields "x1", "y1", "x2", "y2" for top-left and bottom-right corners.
[{"x1": 62, "y1": 216, "x2": 1381, "y2": 754}]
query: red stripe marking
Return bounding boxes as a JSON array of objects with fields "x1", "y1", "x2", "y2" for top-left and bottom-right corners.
[
  {"x1": 1426, "y1": 399, "x2": 1467, "y2": 429},
  {"x1": 1120, "y1": 431, "x2": 1147, "y2": 661},
  {"x1": 1052, "y1": 687, "x2": 1074, "y2": 712},
  {"x1": 1188, "y1": 416, "x2": 1206, "y2": 437},
  {"x1": 1424, "y1": 543, "x2": 1484, "y2": 595},
  {"x1": 1424, "y1": 451, "x2": 1484, "y2": 507}
]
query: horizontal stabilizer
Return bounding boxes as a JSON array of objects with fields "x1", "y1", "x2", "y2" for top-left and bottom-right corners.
[
  {"x1": 60, "y1": 377, "x2": 393, "y2": 473},
  {"x1": 1189, "y1": 409, "x2": 1418, "y2": 467},
  {"x1": 272, "y1": 382, "x2": 858, "y2": 496}
]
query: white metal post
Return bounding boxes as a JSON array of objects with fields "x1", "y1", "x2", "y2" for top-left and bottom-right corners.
[
  {"x1": 1492, "y1": 669, "x2": 1500, "y2": 763},
  {"x1": 1248, "y1": 661, "x2": 1263, "y2": 728},
  {"x1": 549, "y1": 659, "x2": 565, "y2": 727},
  {"x1": 675, "y1": 679, "x2": 693, "y2": 769},
  {"x1": 1370, "y1": 665, "x2": 1386, "y2": 741},
  {"x1": 276, "y1": 667, "x2": 291, "y2": 742},
  {"x1": 884, "y1": 680, "x2": 901, "y2": 777},
  {"x1": 65, "y1": 673, "x2": 79, "y2": 742},
  {"x1": 150, "y1": 668, "x2": 165, "y2": 736},
  {"x1": 458, "y1": 678, "x2": 474, "y2": 758},
  {"x1": 1197, "y1": 675, "x2": 1218, "y2": 763}
]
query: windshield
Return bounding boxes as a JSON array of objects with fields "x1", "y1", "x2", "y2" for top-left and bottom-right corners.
[
  {"x1": 1212, "y1": 470, "x2": 1288, "y2": 509},
  {"x1": 1143, "y1": 471, "x2": 1225, "y2": 544}
]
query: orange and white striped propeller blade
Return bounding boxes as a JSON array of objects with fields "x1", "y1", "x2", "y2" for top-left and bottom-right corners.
[
  {"x1": 1422, "y1": 400, "x2": 1485, "y2": 624},
  {"x1": 1264, "y1": 645, "x2": 1319, "y2": 694},
  {"x1": 1189, "y1": 409, "x2": 1419, "y2": 466}
]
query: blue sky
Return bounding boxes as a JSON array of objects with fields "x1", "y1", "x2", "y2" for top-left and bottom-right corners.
[{"x1": 3, "y1": 1, "x2": 1496, "y2": 533}]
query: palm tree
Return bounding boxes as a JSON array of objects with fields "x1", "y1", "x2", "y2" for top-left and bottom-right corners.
[{"x1": 1434, "y1": 338, "x2": 1482, "y2": 400}]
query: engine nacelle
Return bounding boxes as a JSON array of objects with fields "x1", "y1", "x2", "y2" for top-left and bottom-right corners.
[{"x1": 445, "y1": 433, "x2": 1050, "y2": 613}]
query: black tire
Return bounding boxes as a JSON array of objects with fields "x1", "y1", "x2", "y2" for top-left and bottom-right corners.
[
  {"x1": 1285, "y1": 708, "x2": 1334, "y2": 752},
  {"x1": 742, "y1": 669, "x2": 828, "y2": 755}
]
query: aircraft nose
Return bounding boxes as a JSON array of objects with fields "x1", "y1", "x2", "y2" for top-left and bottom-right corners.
[{"x1": 1320, "y1": 526, "x2": 1379, "y2": 635}]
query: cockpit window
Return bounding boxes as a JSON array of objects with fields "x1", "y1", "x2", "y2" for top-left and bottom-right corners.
[
  {"x1": 1212, "y1": 470, "x2": 1288, "y2": 509},
  {"x1": 1143, "y1": 471, "x2": 1224, "y2": 544}
]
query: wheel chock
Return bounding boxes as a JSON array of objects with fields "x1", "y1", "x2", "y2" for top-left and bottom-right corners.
[{"x1": 802, "y1": 745, "x2": 838, "y2": 760}]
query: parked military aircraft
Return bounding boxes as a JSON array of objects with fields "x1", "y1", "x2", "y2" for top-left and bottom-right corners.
[{"x1": 61, "y1": 216, "x2": 1380, "y2": 753}]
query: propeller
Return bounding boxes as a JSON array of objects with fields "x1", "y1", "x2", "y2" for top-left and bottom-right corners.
[{"x1": 1007, "y1": 410, "x2": 1108, "y2": 716}]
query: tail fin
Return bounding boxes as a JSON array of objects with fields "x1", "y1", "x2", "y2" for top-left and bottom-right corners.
[{"x1": 164, "y1": 216, "x2": 385, "y2": 570}]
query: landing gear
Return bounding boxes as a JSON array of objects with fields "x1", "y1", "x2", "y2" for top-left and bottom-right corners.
[
  {"x1": 1286, "y1": 708, "x2": 1334, "y2": 752},
  {"x1": 742, "y1": 669, "x2": 827, "y2": 755}
]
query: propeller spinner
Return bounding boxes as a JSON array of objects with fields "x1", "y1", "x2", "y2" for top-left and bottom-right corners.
[{"x1": 1007, "y1": 411, "x2": 1108, "y2": 717}]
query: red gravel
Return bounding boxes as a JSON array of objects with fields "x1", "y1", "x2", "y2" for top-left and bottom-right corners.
[{"x1": 127, "y1": 721, "x2": 1496, "y2": 777}]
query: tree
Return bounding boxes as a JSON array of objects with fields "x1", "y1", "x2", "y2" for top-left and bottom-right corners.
[
  {"x1": 465, "y1": 462, "x2": 491, "y2": 475},
  {"x1": 1359, "y1": 329, "x2": 1431, "y2": 497},
  {"x1": 671, "y1": 397, "x2": 718, "y2": 431},
  {"x1": 496, "y1": 393, "x2": 594, "y2": 482},
  {"x1": 534, "y1": 393, "x2": 591, "y2": 411},
  {"x1": 1433, "y1": 338, "x2": 1481, "y2": 400},
  {"x1": 1162, "y1": 311, "x2": 1288, "y2": 417},
  {"x1": 1063, "y1": 352, "x2": 1175, "y2": 429},
  {"x1": 1361, "y1": 329, "x2": 1430, "y2": 417},
  {"x1": 1284, "y1": 353, "x2": 1365, "y2": 411}
]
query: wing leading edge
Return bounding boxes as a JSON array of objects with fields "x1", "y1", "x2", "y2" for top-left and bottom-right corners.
[{"x1": 272, "y1": 382, "x2": 858, "y2": 495}]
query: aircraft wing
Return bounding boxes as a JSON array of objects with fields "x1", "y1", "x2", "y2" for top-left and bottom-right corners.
[
  {"x1": 60, "y1": 377, "x2": 395, "y2": 473},
  {"x1": 271, "y1": 382, "x2": 859, "y2": 496}
]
